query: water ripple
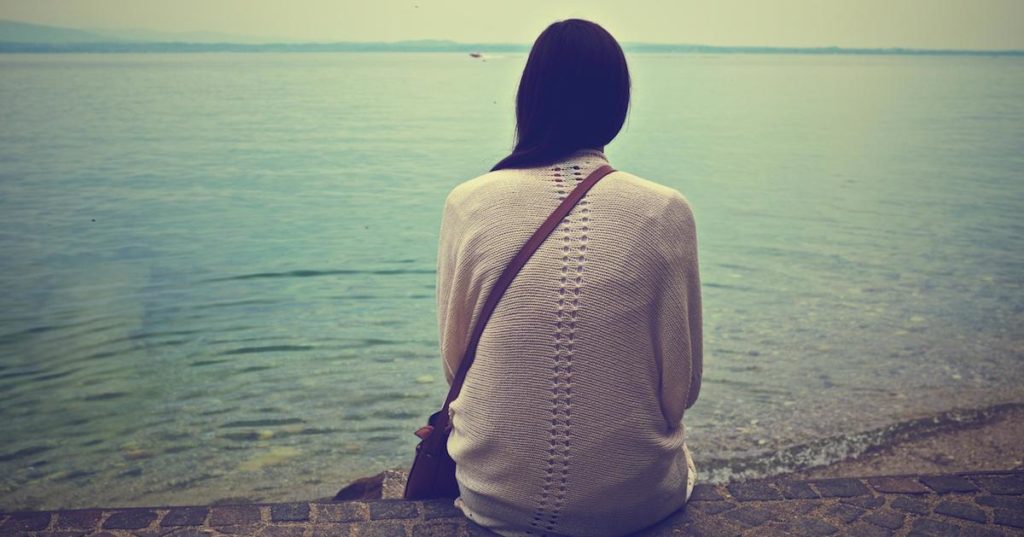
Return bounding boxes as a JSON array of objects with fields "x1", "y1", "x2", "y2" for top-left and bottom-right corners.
[
  {"x1": 0, "y1": 445, "x2": 51, "y2": 462},
  {"x1": 220, "y1": 418, "x2": 304, "y2": 428},
  {"x1": 206, "y1": 267, "x2": 434, "y2": 282},
  {"x1": 220, "y1": 345, "x2": 315, "y2": 355}
]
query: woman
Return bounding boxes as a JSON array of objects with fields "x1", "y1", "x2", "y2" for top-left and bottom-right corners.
[{"x1": 435, "y1": 18, "x2": 702, "y2": 537}]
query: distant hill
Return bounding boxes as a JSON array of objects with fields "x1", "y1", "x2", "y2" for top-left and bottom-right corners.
[
  {"x1": 83, "y1": 26, "x2": 295, "y2": 44},
  {"x1": 1, "y1": 19, "x2": 1021, "y2": 56},
  {"x1": 0, "y1": 19, "x2": 113, "y2": 43},
  {"x1": 0, "y1": 19, "x2": 292, "y2": 44}
]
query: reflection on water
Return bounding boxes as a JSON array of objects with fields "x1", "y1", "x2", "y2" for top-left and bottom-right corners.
[{"x1": 0, "y1": 52, "x2": 1022, "y2": 509}]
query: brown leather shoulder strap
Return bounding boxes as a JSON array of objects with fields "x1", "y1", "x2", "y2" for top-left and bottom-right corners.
[{"x1": 436, "y1": 164, "x2": 617, "y2": 425}]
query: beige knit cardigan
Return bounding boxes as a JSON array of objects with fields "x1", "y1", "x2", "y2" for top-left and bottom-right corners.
[{"x1": 436, "y1": 148, "x2": 703, "y2": 537}]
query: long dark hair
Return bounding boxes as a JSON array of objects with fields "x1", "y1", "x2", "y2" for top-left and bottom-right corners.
[{"x1": 490, "y1": 19, "x2": 631, "y2": 171}]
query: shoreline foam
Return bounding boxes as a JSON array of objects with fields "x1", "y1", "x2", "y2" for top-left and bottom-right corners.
[
  {"x1": 784, "y1": 403, "x2": 1024, "y2": 480},
  {"x1": 699, "y1": 402, "x2": 1024, "y2": 483}
]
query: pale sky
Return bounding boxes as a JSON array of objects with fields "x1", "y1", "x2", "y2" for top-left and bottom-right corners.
[{"x1": 2, "y1": 0, "x2": 1023, "y2": 50}]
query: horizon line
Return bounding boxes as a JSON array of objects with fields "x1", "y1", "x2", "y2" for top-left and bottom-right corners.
[
  {"x1": 1, "y1": 40, "x2": 1023, "y2": 56},
  {"x1": 1, "y1": 18, "x2": 1022, "y2": 55}
]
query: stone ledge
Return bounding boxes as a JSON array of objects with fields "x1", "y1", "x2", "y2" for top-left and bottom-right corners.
[{"x1": 1, "y1": 470, "x2": 1022, "y2": 536}]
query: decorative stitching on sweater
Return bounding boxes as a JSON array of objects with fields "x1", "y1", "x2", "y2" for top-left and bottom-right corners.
[{"x1": 528, "y1": 163, "x2": 591, "y2": 535}]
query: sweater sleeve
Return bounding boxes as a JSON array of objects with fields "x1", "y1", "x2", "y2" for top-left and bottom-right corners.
[
  {"x1": 654, "y1": 192, "x2": 703, "y2": 429},
  {"x1": 436, "y1": 192, "x2": 464, "y2": 386}
]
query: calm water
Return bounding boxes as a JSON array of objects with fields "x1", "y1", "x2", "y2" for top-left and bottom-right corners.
[{"x1": 1, "y1": 53, "x2": 1022, "y2": 510}]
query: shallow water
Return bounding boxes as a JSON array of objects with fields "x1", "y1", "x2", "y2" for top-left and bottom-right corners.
[{"x1": 0, "y1": 52, "x2": 1022, "y2": 509}]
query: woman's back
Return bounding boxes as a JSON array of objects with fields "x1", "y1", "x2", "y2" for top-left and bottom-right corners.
[{"x1": 436, "y1": 148, "x2": 702, "y2": 537}]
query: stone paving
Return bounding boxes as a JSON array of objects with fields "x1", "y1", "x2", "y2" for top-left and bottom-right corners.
[{"x1": 1, "y1": 470, "x2": 1022, "y2": 537}]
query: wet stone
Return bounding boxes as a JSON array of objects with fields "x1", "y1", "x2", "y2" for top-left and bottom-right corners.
[
  {"x1": 976, "y1": 495, "x2": 1024, "y2": 511},
  {"x1": 217, "y1": 525, "x2": 261, "y2": 535},
  {"x1": 846, "y1": 523, "x2": 894, "y2": 537},
  {"x1": 891, "y1": 496, "x2": 930, "y2": 515},
  {"x1": 840, "y1": 496, "x2": 885, "y2": 509},
  {"x1": 788, "y1": 501, "x2": 818, "y2": 516},
  {"x1": 688, "y1": 501, "x2": 735, "y2": 515},
  {"x1": 776, "y1": 480, "x2": 820, "y2": 499},
  {"x1": 413, "y1": 521, "x2": 464, "y2": 537},
  {"x1": 161, "y1": 507, "x2": 209, "y2": 527},
  {"x1": 361, "y1": 522, "x2": 408, "y2": 537},
  {"x1": 863, "y1": 509, "x2": 904, "y2": 530},
  {"x1": 270, "y1": 503, "x2": 310, "y2": 522},
  {"x1": 209, "y1": 505, "x2": 261, "y2": 526},
  {"x1": 56, "y1": 509, "x2": 103, "y2": 529},
  {"x1": 972, "y1": 475, "x2": 1024, "y2": 495},
  {"x1": 724, "y1": 505, "x2": 772, "y2": 527},
  {"x1": 421, "y1": 499, "x2": 463, "y2": 520},
  {"x1": 813, "y1": 478, "x2": 871, "y2": 497},
  {"x1": 137, "y1": 527, "x2": 184, "y2": 537},
  {"x1": 964, "y1": 528, "x2": 1013, "y2": 537},
  {"x1": 162, "y1": 529, "x2": 216, "y2": 537},
  {"x1": 920, "y1": 475, "x2": 978, "y2": 494},
  {"x1": 316, "y1": 502, "x2": 369, "y2": 522},
  {"x1": 1, "y1": 511, "x2": 52, "y2": 532},
  {"x1": 368, "y1": 500, "x2": 419, "y2": 520},
  {"x1": 792, "y1": 518, "x2": 838, "y2": 536},
  {"x1": 131, "y1": 528, "x2": 171, "y2": 537},
  {"x1": 682, "y1": 517, "x2": 742, "y2": 537},
  {"x1": 728, "y1": 481, "x2": 783, "y2": 501},
  {"x1": 909, "y1": 518, "x2": 960, "y2": 537},
  {"x1": 689, "y1": 484, "x2": 725, "y2": 501},
  {"x1": 259, "y1": 525, "x2": 307, "y2": 537},
  {"x1": 868, "y1": 477, "x2": 930, "y2": 494},
  {"x1": 751, "y1": 523, "x2": 794, "y2": 537},
  {"x1": 311, "y1": 524, "x2": 357, "y2": 537},
  {"x1": 15, "y1": 470, "x2": 1024, "y2": 537},
  {"x1": 826, "y1": 503, "x2": 866, "y2": 524},
  {"x1": 994, "y1": 508, "x2": 1024, "y2": 529},
  {"x1": 934, "y1": 500, "x2": 986, "y2": 523},
  {"x1": 102, "y1": 509, "x2": 158, "y2": 530}
]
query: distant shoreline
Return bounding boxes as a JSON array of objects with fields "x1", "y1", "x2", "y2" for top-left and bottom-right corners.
[
  {"x1": 2, "y1": 18, "x2": 1021, "y2": 56},
  {"x1": 1, "y1": 42, "x2": 1022, "y2": 56}
]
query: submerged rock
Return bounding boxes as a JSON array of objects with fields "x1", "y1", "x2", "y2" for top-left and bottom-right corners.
[{"x1": 237, "y1": 446, "x2": 300, "y2": 472}]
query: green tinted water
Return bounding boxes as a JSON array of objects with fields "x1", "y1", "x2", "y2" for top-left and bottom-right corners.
[{"x1": 0, "y1": 52, "x2": 1021, "y2": 509}]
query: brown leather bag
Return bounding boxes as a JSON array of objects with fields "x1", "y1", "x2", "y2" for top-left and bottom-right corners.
[{"x1": 403, "y1": 164, "x2": 617, "y2": 500}]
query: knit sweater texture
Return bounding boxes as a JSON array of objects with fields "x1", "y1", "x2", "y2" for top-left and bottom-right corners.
[{"x1": 436, "y1": 148, "x2": 703, "y2": 537}]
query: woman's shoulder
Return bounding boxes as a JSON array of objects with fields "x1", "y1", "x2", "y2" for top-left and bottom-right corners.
[
  {"x1": 444, "y1": 169, "x2": 517, "y2": 207},
  {"x1": 604, "y1": 170, "x2": 694, "y2": 212}
]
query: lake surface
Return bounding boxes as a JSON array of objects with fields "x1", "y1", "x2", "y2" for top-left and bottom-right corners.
[{"x1": 0, "y1": 52, "x2": 1022, "y2": 510}]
